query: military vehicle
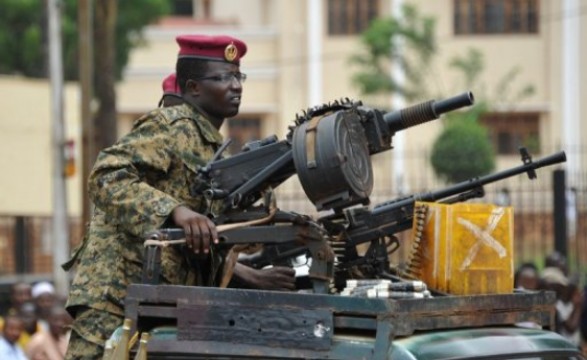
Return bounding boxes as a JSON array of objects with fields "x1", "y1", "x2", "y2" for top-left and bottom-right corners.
[{"x1": 103, "y1": 92, "x2": 583, "y2": 360}]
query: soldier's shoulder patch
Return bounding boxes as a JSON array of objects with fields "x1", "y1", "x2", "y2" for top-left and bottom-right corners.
[
  {"x1": 131, "y1": 105, "x2": 195, "y2": 130},
  {"x1": 163, "y1": 104, "x2": 197, "y2": 124},
  {"x1": 166, "y1": 104, "x2": 223, "y2": 145},
  {"x1": 192, "y1": 115, "x2": 224, "y2": 145},
  {"x1": 131, "y1": 108, "x2": 170, "y2": 130}
]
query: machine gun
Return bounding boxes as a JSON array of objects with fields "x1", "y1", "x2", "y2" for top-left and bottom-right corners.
[
  {"x1": 243, "y1": 148, "x2": 566, "y2": 286},
  {"x1": 199, "y1": 91, "x2": 475, "y2": 215},
  {"x1": 323, "y1": 147, "x2": 565, "y2": 282},
  {"x1": 143, "y1": 92, "x2": 566, "y2": 293},
  {"x1": 144, "y1": 92, "x2": 475, "y2": 293}
]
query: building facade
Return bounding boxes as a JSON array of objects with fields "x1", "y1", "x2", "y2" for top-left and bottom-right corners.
[{"x1": 0, "y1": 0, "x2": 585, "y2": 284}]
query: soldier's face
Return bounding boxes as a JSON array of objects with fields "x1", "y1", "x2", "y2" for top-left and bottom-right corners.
[{"x1": 192, "y1": 61, "x2": 243, "y2": 120}]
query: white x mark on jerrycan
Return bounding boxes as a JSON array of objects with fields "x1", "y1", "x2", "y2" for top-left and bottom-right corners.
[{"x1": 457, "y1": 207, "x2": 508, "y2": 271}]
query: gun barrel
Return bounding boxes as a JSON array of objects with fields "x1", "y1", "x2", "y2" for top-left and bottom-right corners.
[
  {"x1": 372, "y1": 150, "x2": 567, "y2": 217},
  {"x1": 531, "y1": 150, "x2": 567, "y2": 169},
  {"x1": 383, "y1": 91, "x2": 474, "y2": 133},
  {"x1": 433, "y1": 91, "x2": 475, "y2": 115},
  {"x1": 428, "y1": 150, "x2": 566, "y2": 201}
]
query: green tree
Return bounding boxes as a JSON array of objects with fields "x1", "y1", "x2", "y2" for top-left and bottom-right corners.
[
  {"x1": 351, "y1": 6, "x2": 536, "y2": 184},
  {"x1": 430, "y1": 48, "x2": 495, "y2": 183},
  {"x1": 0, "y1": 0, "x2": 169, "y2": 81},
  {"x1": 430, "y1": 104, "x2": 495, "y2": 183},
  {"x1": 349, "y1": 3, "x2": 436, "y2": 102},
  {"x1": 0, "y1": 0, "x2": 168, "y2": 162},
  {"x1": 1, "y1": 0, "x2": 168, "y2": 228},
  {"x1": 430, "y1": 48, "x2": 535, "y2": 183},
  {"x1": 446, "y1": 48, "x2": 535, "y2": 106},
  {"x1": 0, "y1": 0, "x2": 45, "y2": 77}
]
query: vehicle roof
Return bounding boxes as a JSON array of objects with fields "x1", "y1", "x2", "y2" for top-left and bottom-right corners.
[{"x1": 390, "y1": 327, "x2": 583, "y2": 360}]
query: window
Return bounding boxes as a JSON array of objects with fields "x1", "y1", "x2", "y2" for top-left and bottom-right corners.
[
  {"x1": 226, "y1": 117, "x2": 262, "y2": 155},
  {"x1": 169, "y1": 0, "x2": 212, "y2": 18},
  {"x1": 171, "y1": 0, "x2": 194, "y2": 16},
  {"x1": 328, "y1": 0, "x2": 380, "y2": 35},
  {"x1": 454, "y1": 0, "x2": 539, "y2": 35},
  {"x1": 480, "y1": 112, "x2": 540, "y2": 155}
]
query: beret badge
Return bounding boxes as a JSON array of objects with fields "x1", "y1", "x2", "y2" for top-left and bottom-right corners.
[{"x1": 224, "y1": 42, "x2": 238, "y2": 62}]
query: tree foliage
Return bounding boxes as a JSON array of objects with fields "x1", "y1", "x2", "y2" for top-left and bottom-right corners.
[
  {"x1": 429, "y1": 48, "x2": 495, "y2": 183},
  {"x1": 447, "y1": 48, "x2": 536, "y2": 105},
  {"x1": 350, "y1": 4, "x2": 536, "y2": 184},
  {"x1": 0, "y1": 0, "x2": 169, "y2": 81},
  {"x1": 349, "y1": 4, "x2": 436, "y2": 101},
  {"x1": 0, "y1": 0, "x2": 46, "y2": 77},
  {"x1": 430, "y1": 103, "x2": 495, "y2": 183},
  {"x1": 430, "y1": 48, "x2": 535, "y2": 183}
]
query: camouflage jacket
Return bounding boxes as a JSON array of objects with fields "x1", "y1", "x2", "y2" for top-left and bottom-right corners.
[{"x1": 65, "y1": 103, "x2": 224, "y2": 316}]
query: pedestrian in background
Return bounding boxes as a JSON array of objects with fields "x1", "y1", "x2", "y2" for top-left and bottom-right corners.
[{"x1": 0, "y1": 315, "x2": 27, "y2": 360}]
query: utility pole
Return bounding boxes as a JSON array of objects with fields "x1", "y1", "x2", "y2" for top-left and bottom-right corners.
[
  {"x1": 561, "y1": 0, "x2": 581, "y2": 274},
  {"x1": 307, "y1": 0, "x2": 323, "y2": 107},
  {"x1": 561, "y1": 0, "x2": 581, "y2": 183},
  {"x1": 79, "y1": 0, "x2": 94, "y2": 228},
  {"x1": 391, "y1": 0, "x2": 407, "y2": 196},
  {"x1": 48, "y1": 0, "x2": 70, "y2": 296}
]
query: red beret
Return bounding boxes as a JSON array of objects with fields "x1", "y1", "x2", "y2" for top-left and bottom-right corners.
[
  {"x1": 161, "y1": 73, "x2": 180, "y2": 95},
  {"x1": 176, "y1": 34, "x2": 247, "y2": 65}
]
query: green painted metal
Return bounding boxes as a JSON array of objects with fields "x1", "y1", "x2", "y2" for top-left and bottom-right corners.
[
  {"x1": 145, "y1": 326, "x2": 585, "y2": 360},
  {"x1": 390, "y1": 327, "x2": 583, "y2": 360}
]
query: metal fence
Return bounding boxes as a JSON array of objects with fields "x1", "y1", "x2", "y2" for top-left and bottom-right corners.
[
  {"x1": 274, "y1": 182, "x2": 587, "y2": 273},
  {"x1": 274, "y1": 147, "x2": 587, "y2": 283},
  {"x1": 0, "y1": 148, "x2": 585, "y2": 286}
]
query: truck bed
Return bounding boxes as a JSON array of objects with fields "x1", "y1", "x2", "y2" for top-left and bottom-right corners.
[{"x1": 124, "y1": 284, "x2": 556, "y2": 360}]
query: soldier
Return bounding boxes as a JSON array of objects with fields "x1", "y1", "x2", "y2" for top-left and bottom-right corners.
[
  {"x1": 156, "y1": 72, "x2": 296, "y2": 292},
  {"x1": 63, "y1": 34, "x2": 277, "y2": 359},
  {"x1": 158, "y1": 73, "x2": 183, "y2": 107}
]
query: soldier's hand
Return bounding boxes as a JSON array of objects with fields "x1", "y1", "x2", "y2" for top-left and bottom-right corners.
[
  {"x1": 250, "y1": 266, "x2": 296, "y2": 291},
  {"x1": 171, "y1": 205, "x2": 218, "y2": 255},
  {"x1": 232, "y1": 263, "x2": 296, "y2": 291}
]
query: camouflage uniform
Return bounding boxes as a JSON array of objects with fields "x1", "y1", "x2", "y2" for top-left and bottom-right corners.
[{"x1": 64, "y1": 103, "x2": 225, "y2": 359}]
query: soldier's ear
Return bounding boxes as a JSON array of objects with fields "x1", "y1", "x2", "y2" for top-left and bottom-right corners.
[{"x1": 185, "y1": 79, "x2": 201, "y2": 96}]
